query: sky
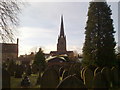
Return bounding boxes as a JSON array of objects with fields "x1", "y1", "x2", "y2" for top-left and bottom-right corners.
[{"x1": 17, "y1": 1, "x2": 119, "y2": 55}]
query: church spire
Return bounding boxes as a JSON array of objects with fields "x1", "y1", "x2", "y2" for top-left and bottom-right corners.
[{"x1": 60, "y1": 15, "x2": 65, "y2": 36}]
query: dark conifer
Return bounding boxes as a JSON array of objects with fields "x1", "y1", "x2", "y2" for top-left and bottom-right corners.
[
  {"x1": 33, "y1": 48, "x2": 46, "y2": 73},
  {"x1": 83, "y1": 1, "x2": 116, "y2": 67}
]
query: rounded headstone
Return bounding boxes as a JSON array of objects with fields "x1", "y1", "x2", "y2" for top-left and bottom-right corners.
[
  {"x1": 62, "y1": 70, "x2": 68, "y2": 80},
  {"x1": 93, "y1": 72, "x2": 108, "y2": 90},
  {"x1": 101, "y1": 67, "x2": 111, "y2": 87},
  {"x1": 41, "y1": 68, "x2": 60, "y2": 88},
  {"x1": 83, "y1": 68, "x2": 94, "y2": 88},
  {"x1": 59, "y1": 67, "x2": 64, "y2": 77},
  {"x1": 57, "y1": 75, "x2": 87, "y2": 89},
  {"x1": 111, "y1": 67, "x2": 119, "y2": 88},
  {"x1": 2, "y1": 68, "x2": 10, "y2": 88},
  {"x1": 94, "y1": 67, "x2": 101, "y2": 76}
]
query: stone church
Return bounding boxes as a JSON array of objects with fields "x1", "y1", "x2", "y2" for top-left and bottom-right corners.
[{"x1": 50, "y1": 16, "x2": 74, "y2": 57}]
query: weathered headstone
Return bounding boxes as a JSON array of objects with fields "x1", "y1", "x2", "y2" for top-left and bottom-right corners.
[
  {"x1": 94, "y1": 67, "x2": 101, "y2": 76},
  {"x1": 81, "y1": 67, "x2": 86, "y2": 80},
  {"x1": 57, "y1": 75, "x2": 87, "y2": 89},
  {"x1": 111, "y1": 67, "x2": 119, "y2": 88},
  {"x1": 83, "y1": 68, "x2": 94, "y2": 89},
  {"x1": 2, "y1": 68, "x2": 10, "y2": 89},
  {"x1": 93, "y1": 72, "x2": 108, "y2": 90},
  {"x1": 68, "y1": 64, "x2": 81, "y2": 76},
  {"x1": 101, "y1": 67, "x2": 111, "y2": 87},
  {"x1": 59, "y1": 67, "x2": 64, "y2": 77},
  {"x1": 62, "y1": 70, "x2": 68, "y2": 80},
  {"x1": 40, "y1": 68, "x2": 60, "y2": 88}
]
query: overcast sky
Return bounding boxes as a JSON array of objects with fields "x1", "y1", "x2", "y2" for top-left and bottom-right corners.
[{"x1": 17, "y1": 1, "x2": 118, "y2": 55}]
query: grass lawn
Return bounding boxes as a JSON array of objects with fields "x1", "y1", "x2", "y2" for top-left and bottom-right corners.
[{"x1": 11, "y1": 74, "x2": 40, "y2": 88}]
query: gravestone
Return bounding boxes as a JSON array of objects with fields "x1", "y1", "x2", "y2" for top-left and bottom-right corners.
[
  {"x1": 2, "y1": 68, "x2": 10, "y2": 89},
  {"x1": 94, "y1": 67, "x2": 101, "y2": 76},
  {"x1": 81, "y1": 67, "x2": 87, "y2": 80},
  {"x1": 83, "y1": 68, "x2": 94, "y2": 88},
  {"x1": 111, "y1": 67, "x2": 119, "y2": 88},
  {"x1": 62, "y1": 70, "x2": 68, "y2": 80},
  {"x1": 93, "y1": 72, "x2": 108, "y2": 90},
  {"x1": 59, "y1": 67, "x2": 64, "y2": 77},
  {"x1": 57, "y1": 75, "x2": 87, "y2": 89},
  {"x1": 101, "y1": 67, "x2": 111, "y2": 87},
  {"x1": 40, "y1": 68, "x2": 60, "y2": 88},
  {"x1": 68, "y1": 64, "x2": 81, "y2": 76}
]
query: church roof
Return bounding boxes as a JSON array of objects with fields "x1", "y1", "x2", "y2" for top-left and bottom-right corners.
[{"x1": 46, "y1": 56, "x2": 66, "y2": 63}]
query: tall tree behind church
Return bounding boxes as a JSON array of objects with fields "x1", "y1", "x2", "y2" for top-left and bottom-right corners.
[{"x1": 82, "y1": 1, "x2": 116, "y2": 67}]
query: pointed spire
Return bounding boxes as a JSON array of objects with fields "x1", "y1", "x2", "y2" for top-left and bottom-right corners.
[{"x1": 60, "y1": 15, "x2": 65, "y2": 36}]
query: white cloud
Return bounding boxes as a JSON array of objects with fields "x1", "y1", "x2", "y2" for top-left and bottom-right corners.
[
  {"x1": 18, "y1": 27, "x2": 56, "y2": 39},
  {"x1": 25, "y1": 0, "x2": 119, "y2": 2},
  {"x1": 17, "y1": 2, "x2": 118, "y2": 56}
]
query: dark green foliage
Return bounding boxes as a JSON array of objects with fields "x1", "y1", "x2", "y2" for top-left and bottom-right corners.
[
  {"x1": 32, "y1": 64, "x2": 39, "y2": 74},
  {"x1": 40, "y1": 68, "x2": 60, "y2": 88},
  {"x1": 33, "y1": 48, "x2": 46, "y2": 72},
  {"x1": 14, "y1": 64, "x2": 23, "y2": 78},
  {"x1": 93, "y1": 72, "x2": 108, "y2": 90},
  {"x1": 62, "y1": 70, "x2": 68, "y2": 80},
  {"x1": 83, "y1": 1, "x2": 116, "y2": 67},
  {"x1": 83, "y1": 68, "x2": 94, "y2": 88},
  {"x1": 57, "y1": 75, "x2": 87, "y2": 89},
  {"x1": 21, "y1": 76, "x2": 31, "y2": 88},
  {"x1": 2, "y1": 68, "x2": 10, "y2": 88},
  {"x1": 2, "y1": 62, "x2": 8, "y2": 70},
  {"x1": 36, "y1": 74, "x2": 41, "y2": 85},
  {"x1": 7, "y1": 60, "x2": 16, "y2": 76},
  {"x1": 26, "y1": 65, "x2": 32, "y2": 76}
]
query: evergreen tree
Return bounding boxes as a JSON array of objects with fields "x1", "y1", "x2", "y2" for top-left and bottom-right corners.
[
  {"x1": 33, "y1": 48, "x2": 46, "y2": 73},
  {"x1": 83, "y1": 1, "x2": 116, "y2": 67}
]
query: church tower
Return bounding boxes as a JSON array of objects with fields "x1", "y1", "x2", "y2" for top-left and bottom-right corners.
[
  {"x1": 57, "y1": 15, "x2": 66, "y2": 52},
  {"x1": 50, "y1": 15, "x2": 73, "y2": 57}
]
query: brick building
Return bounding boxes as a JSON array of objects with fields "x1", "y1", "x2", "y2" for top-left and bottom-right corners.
[{"x1": 0, "y1": 39, "x2": 18, "y2": 61}]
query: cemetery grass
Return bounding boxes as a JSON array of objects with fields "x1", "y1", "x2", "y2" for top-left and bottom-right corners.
[{"x1": 11, "y1": 74, "x2": 40, "y2": 88}]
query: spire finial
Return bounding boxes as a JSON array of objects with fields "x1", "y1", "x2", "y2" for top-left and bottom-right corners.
[{"x1": 60, "y1": 15, "x2": 64, "y2": 36}]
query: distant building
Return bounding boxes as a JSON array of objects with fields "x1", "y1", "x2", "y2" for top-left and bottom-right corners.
[
  {"x1": 18, "y1": 52, "x2": 35, "y2": 65},
  {"x1": 0, "y1": 39, "x2": 19, "y2": 61},
  {"x1": 50, "y1": 16, "x2": 74, "y2": 57}
]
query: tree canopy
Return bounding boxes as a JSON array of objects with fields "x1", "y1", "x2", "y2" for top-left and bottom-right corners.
[
  {"x1": 0, "y1": 0, "x2": 23, "y2": 42},
  {"x1": 33, "y1": 48, "x2": 46, "y2": 71},
  {"x1": 83, "y1": 1, "x2": 116, "y2": 67}
]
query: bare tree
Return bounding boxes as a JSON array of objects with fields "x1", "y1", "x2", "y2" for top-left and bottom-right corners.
[{"x1": 0, "y1": 0, "x2": 23, "y2": 42}]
